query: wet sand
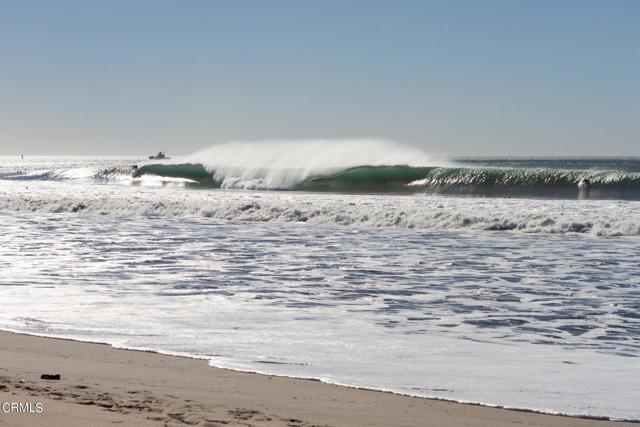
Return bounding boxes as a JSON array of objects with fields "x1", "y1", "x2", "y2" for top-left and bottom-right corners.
[{"x1": 0, "y1": 331, "x2": 635, "y2": 427}]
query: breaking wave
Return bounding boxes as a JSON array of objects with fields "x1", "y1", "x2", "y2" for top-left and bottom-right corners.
[
  {"x1": 2, "y1": 141, "x2": 640, "y2": 199},
  {"x1": 126, "y1": 140, "x2": 640, "y2": 198},
  {"x1": 128, "y1": 163, "x2": 640, "y2": 199}
]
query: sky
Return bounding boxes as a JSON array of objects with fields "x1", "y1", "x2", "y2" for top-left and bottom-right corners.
[{"x1": 0, "y1": 0, "x2": 638, "y2": 156}]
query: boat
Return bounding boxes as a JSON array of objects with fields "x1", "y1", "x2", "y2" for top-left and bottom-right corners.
[{"x1": 149, "y1": 151, "x2": 170, "y2": 160}]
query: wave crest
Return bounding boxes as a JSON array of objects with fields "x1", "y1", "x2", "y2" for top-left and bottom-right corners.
[{"x1": 180, "y1": 139, "x2": 437, "y2": 189}]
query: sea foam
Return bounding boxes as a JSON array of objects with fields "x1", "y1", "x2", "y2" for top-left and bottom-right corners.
[{"x1": 1, "y1": 180, "x2": 639, "y2": 237}]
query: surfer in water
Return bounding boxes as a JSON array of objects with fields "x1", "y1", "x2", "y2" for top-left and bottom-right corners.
[
  {"x1": 578, "y1": 178, "x2": 592, "y2": 199},
  {"x1": 578, "y1": 178, "x2": 591, "y2": 189}
]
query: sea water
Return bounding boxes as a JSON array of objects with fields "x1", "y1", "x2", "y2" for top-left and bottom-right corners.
[{"x1": 0, "y1": 154, "x2": 638, "y2": 420}]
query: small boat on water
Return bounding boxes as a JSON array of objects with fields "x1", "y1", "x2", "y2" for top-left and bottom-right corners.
[{"x1": 149, "y1": 151, "x2": 170, "y2": 160}]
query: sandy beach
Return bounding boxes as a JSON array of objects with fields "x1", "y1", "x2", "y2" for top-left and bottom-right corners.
[{"x1": 0, "y1": 331, "x2": 634, "y2": 427}]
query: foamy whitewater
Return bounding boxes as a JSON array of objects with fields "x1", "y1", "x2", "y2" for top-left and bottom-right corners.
[{"x1": 0, "y1": 142, "x2": 639, "y2": 420}]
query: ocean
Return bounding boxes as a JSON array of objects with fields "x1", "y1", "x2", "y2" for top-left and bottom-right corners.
[{"x1": 0, "y1": 148, "x2": 638, "y2": 420}]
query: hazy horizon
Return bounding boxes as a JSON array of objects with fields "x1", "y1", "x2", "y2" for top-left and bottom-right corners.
[
  {"x1": 1, "y1": 0, "x2": 638, "y2": 157},
  {"x1": 4, "y1": 146, "x2": 640, "y2": 159}
]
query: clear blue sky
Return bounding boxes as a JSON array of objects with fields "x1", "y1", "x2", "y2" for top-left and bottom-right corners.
[{"x1": 1, "y1": 0, "x2": 638, "y2": 156}]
